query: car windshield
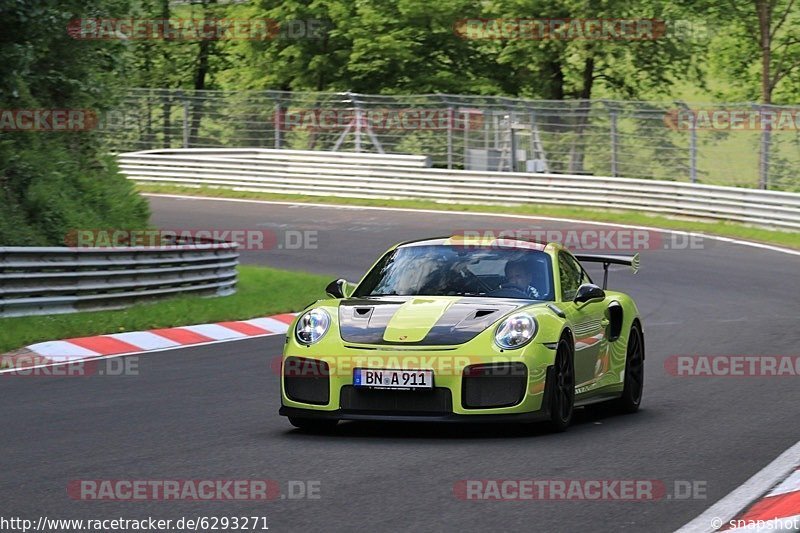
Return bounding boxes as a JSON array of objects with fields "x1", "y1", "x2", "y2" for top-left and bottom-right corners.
[{"x1": 353, "y1": 244, "x2": 554, "y2": 300}]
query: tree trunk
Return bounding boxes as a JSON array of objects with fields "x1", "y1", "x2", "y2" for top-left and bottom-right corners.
[
  {"x1": 161, "y1": 0, "x2": 172, "y2": 148},
  {"x1": 757, "y1": 0, "x2": 772, "y2": 104},
  {"x1": 756, "y1": 0, "x2": 772, "y2": 188},
  {"x1": 189, "y1": 40, "x2": 210, "y2": 145},
  {"x1": 189, "y1": 1, "x2": 215, "y2": 145},
  {"x1": 568, "y1": 56, "x2": 594, "y2": 174}
]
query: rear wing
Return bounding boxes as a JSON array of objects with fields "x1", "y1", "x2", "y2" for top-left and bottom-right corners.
[{"x1": 574, "y1": 253, "x2": 640, "y2": 289}]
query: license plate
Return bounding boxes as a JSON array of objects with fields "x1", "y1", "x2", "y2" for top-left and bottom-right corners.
[{"x1": 353, "y1": 368, "x2": 434, "y2": 390}]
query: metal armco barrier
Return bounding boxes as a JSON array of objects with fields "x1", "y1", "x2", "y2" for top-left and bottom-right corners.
[
  {"x1": 0, "y1": 237, "x2": 238, "y2": 317},
  {"x1": 120, "y1": 149, "x2": 800, "y2": 230}
]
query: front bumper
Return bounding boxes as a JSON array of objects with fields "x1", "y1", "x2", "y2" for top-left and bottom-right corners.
[
  {"x1": 279, "y1": 343, "x2": 557, "y2": 421},
  {"x1": 279, "y1": 405, "x2": 551, "y2": 423}
]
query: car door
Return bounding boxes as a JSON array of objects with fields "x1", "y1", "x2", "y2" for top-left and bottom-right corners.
[{"x1": 557, "y1": 250, "x2": 608, "y2": 389}]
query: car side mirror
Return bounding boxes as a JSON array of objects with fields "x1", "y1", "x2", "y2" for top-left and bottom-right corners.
[
  {"x1": 574, "y1": 283, "x2": 605, "y2": 304},
  {"x1": 325, "y1": 278, "x2": 351, "y2": 299}
]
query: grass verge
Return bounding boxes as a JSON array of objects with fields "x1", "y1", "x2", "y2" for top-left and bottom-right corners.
[
  {"x1": 137, "y1": 185, "x2": 800, "y2": 250},
  {"x1": 0, "y1": 265, "x2": 330, "y2": 354}
]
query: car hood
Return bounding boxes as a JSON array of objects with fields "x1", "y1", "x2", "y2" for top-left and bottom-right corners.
[{"x1": 337, "y1": 296, "x2": 538, "y2": 346}]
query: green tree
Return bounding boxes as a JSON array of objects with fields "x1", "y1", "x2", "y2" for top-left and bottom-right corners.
[{"x1": 0, "y1": 0, "x2": 149, "y2": 245}]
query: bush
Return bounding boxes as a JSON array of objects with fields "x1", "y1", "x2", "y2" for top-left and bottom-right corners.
[{"x1": 0, "y1": 0, "x2": 150, "y2": 246}]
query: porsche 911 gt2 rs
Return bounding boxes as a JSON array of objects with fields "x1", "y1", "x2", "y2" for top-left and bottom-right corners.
[{"x1": 279, "y1": 235, "x2": 643, "y2": 432}]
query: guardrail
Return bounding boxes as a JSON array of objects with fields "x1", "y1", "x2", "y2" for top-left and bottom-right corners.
[
  {"x1": 0, "y1": 237, "x2": 238, "y2": 317},
  {"x1": 120, "y1": 149, "x2": 800, "y2": 230},
  {"x1": 120, "y1": 148, "x2": 432, "y2": 168}
]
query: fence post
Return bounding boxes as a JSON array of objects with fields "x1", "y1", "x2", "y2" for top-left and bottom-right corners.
[
  {"x1": 162, "y1": 90, "x2": 172, "y2": 149},
  {"x1": 756, "y1": 103, "x2": 771, "y2": 189},
  {"x1": 689, "y1": 119, "x2": 698, "y2": 184},
  {"x1": 447, "y1": 105, "x2": 454, "y2": 169},
  {"x1": 354, "y1": 108, "x2": 361, "y2": 152},
  {"x1": 463, "y1": 109, "x2": 469, "y2": 170},
  {"x1": 181, "y1": 92, "x2": 189, "y2": 149},
  {"x1": 760, "y1": 128, "x2": 771, "y2": 189},
  {"x1": 274, "y1": 99, "x2": 282, "y2": 149},
  {"x1": 609, "y1": 107, "x2": 619, "y2": 177},
  {"x1": 509, "y1": 112, "x2": 517, "y2": 172},
  {"x1": 678, "y1": 101, "x2": 698, "y2": 183}
]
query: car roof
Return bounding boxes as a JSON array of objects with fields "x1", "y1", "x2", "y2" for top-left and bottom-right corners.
[{"x1": 396, "y1": 235, "x2": 551, "y2": 252}]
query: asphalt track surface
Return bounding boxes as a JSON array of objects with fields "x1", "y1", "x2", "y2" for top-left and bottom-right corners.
[{"x1": 2, "y1": 195, "x2": 799, "y2": 532}]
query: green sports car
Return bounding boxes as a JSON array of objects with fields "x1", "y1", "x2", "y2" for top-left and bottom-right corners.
[{"x1": 279, "y1": 236, "x2": 644, "y2": 432}]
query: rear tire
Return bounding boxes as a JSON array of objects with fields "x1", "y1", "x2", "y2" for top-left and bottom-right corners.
[
  {"x1": 547, "y1": 337, "x2": 575, "y2": 432},
  {"x1": 288, "y1": 417, "x2": 338, "y2": 433},
  {"x1": 616, "y1": 324, "x2": 644, "y2": 414}
]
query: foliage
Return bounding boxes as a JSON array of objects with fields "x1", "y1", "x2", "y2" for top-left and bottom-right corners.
[{"x1": 0, "y1": 0, "x2": 149, "y2": 245}]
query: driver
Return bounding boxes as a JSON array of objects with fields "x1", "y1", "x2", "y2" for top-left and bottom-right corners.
[{"x1": 503, "y1": 260, "x2": 541, "y2": 299}]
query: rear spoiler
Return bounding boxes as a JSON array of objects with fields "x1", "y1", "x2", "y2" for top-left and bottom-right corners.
[{"x1": 574, "y1": 253, "x2": 640, "y2": 289}]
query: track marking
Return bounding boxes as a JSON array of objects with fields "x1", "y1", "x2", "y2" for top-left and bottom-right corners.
[
  {"x1": 67, "y1": 336, "x2": 143, "y2": 356},
  {"x1": 180, "y1": 323, "x2": 249, "y2": 341},
  {"x1": 109, "y1": 331, "x2": 182, "y2": 351},
  {"x1": 0, "y1": 331, "x2": 285, "y2": 375},
  {"x1": 676, "y1": 440, "x2": 800, "y2": 533},
  {"x1": 243, "y1": 317, "x2": 291, "y2": 333},
  {"x1": 23, "y1": 341, "x2": 99, "y2": 359}
]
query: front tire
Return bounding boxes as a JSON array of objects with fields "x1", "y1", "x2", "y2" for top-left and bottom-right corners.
[
  {"x1": 547, "y1": 337, "x2": 575, "y2": 432},
  {"x1": 288, "y1": 417, "x2": 338, "y2": 433},
  {"x1": 616, "y1": 324, "x2": 644, "y2": 413}
]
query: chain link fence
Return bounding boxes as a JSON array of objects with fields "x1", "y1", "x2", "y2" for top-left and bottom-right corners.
[{"x1": 101, "y1": 89, "x2": 800, "y2": 191}]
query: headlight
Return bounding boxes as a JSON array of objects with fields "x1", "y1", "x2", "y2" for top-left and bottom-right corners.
[
  {"x1": 295, "y1": 308, "x2": 331, "y2": 345},
  {"x1": 494, "y1": 313, "x2": 537, "y2": 350}
]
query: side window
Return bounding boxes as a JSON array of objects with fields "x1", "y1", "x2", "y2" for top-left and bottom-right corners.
[{"x1": 558, "y1": 252, "x2": 586, "y2": 301}]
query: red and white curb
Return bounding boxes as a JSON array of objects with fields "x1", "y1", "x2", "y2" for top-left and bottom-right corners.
[
  {"x1": 718, "y1": 467, "x2": 800, "y2": 532},
  {"x1": 0, "y1": 313, "x2": 298, "y2": 373},
  {"x1": 678, "y1": 441, "x2": 800, "y2": 532}
]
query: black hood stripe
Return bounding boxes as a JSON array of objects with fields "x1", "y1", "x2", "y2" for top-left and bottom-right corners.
[{"x1": 338, "y1": 297, "x2": 532, "y2": 346}]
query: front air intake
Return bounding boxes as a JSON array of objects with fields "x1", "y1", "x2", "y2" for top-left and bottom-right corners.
[
  {"x1": 462, "y1": 362, "x2": 527, "y2": 409},
  {"x1": 283, "y1": 357, "x2": 330, "y2": 405}
]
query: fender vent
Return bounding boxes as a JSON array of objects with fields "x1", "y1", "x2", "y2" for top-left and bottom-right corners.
[
  {"x1": 607, "y1": 302, "x2": 623, "y2": 342},
  {"x1": 353, "y1": 307, "x2": 373, "y2": 318}
]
